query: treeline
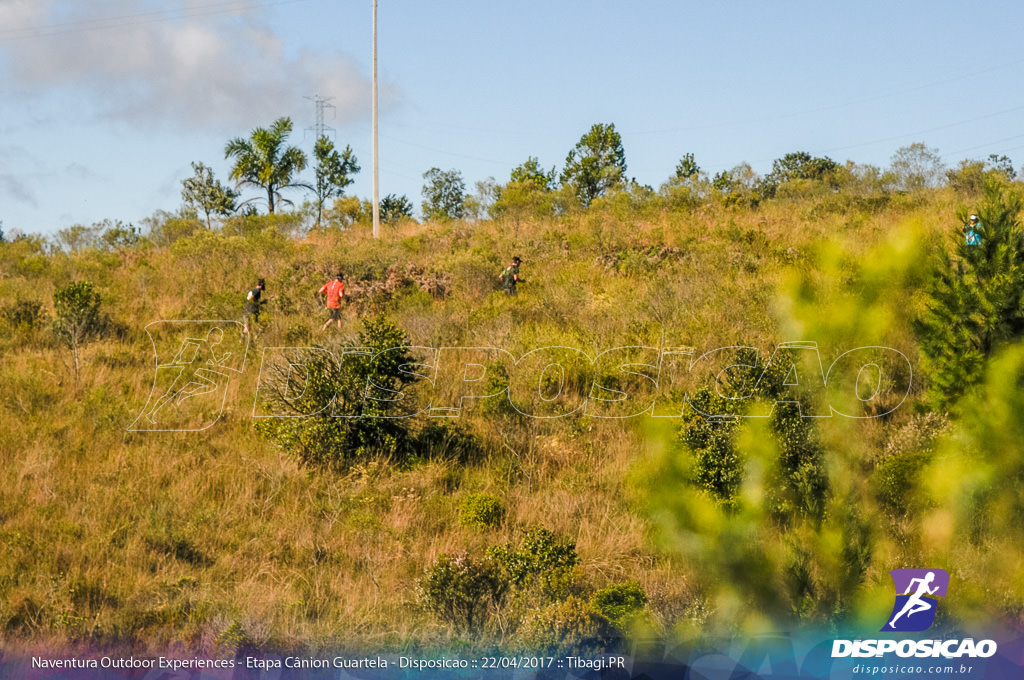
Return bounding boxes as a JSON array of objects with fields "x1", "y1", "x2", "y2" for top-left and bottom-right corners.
[{"x1": 3, "y1": 118, "x2": 1019, "y2": 248}]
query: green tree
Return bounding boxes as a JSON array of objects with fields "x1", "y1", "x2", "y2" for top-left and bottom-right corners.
[
  {"x1": 53, "y1": 224, "x2": 101, "y2": 254},
  {"x1": 417, "y1": 552, "x2": 508, "y2": 632},
  {"x1": 945, "y1": 159, "x2": 987, "y2": 197},
  {"x1": 888, "y1": 142, "x2": 944, "y2": 192},
  {"x1": 914, "y1": 179, "x2": 1024, "y2": 408},
  {"x1": 681, "y1": 390, "x2": 743, "y2": 508},
  {"x1": 141, "y1": 209, "x2": 204, "y2": 247},
  {"x1": 489, "y1": 158, "x2": 557, "y2": 223},
  {"x1": 510, "y1": 156, "x2": 556, "y2": 190},
  {"x1": 311, "y1": 135, "x2": 360, "y2": 229},
  {"x1": 560, "y1": 123, "x2": 627, "y2": 207},
  {"x1": 491, "y1": 180, "x2": 556, "y2": 223},
  {"x1": 712, "y1": 170, "x2": 733, "y2": 192},
  {"x1": 379, "y1": 193, "x2": 414, "y2": 225},
  {"x1": 674, "y1": 152, "x2": 700, "y2": 181},
  {"x1": 660, "y1": 155, "x2": 707, "y2": 211},
  {"x1": 421, "y1": 167, "x2": 466, "y2": 221},
  {"x1": 711, "y1": 162, "x2": 762, "y2": 207},
  {"x1": 181, "y1": 162, "x2": 237, "y2": 229},
  {"x1": 987, "y1": 153, "x2": 1016, "y2": 181},
  {"x1": 224, "y1": 117, "x2": 308, "y2": 215},
  {"x1": 52, "y1": 281, "x2": 104, "y2": 383},
  {"x1": 98, "y1": 220, "x2": 141, "y2": 259},
  {"x1": 760, "y1": 151, "x2": 838, "y2": 198},
  {"x1": 463, "y1": 178, "x2": 499, "y2": 220}
]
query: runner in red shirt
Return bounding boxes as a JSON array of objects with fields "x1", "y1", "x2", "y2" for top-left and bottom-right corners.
[{"x1": 319, "y1": 272, "x2": 346, "y2": 331}]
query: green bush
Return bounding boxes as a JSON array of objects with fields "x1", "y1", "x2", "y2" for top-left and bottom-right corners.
[
  {"x1": 590, "y1": 581, "x2": 647, "y2": 631},
  {"x1": 1, "y1": 299, "x2": 45, "y2": 332},
  {"x1": 52, "y1": 280, "x2": 106, "y2": 380},
  {"x1": 517, "y1": 597, "x2": 617, "y2": 655},
  {"x1": 680, "y1": 389, "x2": 743, "y2": 507},
  {"x1": 487, "y1": 527, "x2": 579, "y2": 600},
  {"x1": 256, "y1": 315, "x2": 420, "y2": 471},
  {"x1": 479, "y1": 362, "x2": 515, "y2": 419},
  {"x1": 414, "y1": 421, "x2": 485, "y2": 464},
  {"x1": 766, "y1": 402, "x2": 829, "y2": 525},
  {"x1": 417, "y1": 552, "x2": 508, "y2": 632},
  {"x1": 458, "y1": 493, "x2": 503, "y2": 529},
  {"x1": 914, "y1": 179, "x2": 1024, "y2": 408},
  {"x1": 214, "y1": 620, "x2": 254, "y2": 656},
  {"x1": 873, "y1": 450, "x2": 932, "y2": 518}
]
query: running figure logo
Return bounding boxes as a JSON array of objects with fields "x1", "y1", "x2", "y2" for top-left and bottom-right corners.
[
  {"x1": 881, "y1": 568, "x2": 950, "y2": 632},
  {"x1": 129, "y1": 321, "x2": 248, "y2": 431}
]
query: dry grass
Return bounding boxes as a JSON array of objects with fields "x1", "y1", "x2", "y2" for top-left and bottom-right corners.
[{"x1": 0, "y1": 188, "x2": 965, "y2": 652}]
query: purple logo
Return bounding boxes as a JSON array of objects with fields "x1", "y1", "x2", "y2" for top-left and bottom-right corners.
[{"x1": 881, "y1": 568, "x2": 949, "y2": 632}]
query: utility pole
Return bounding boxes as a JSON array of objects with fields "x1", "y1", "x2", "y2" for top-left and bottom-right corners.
[{"x1": 372, "y1": 0, "x2": 381, "y2": 238}]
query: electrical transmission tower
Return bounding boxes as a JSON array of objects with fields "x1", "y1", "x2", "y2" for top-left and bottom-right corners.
[{"x1": 305, "y1": 94, "x2": 336, "y2": 140}]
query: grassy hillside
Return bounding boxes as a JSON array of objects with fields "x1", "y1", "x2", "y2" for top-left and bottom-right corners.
[{"x1": 1, "y1": 183, "x2": 1021, "y2": 656}]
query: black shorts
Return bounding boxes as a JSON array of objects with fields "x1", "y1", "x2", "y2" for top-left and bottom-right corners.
[
  {"x1": 243, "y1": 304, "x2": 260, "y2": 323},
  {"x1": 328, "y1": 307, "x2": 343, "y2": 321}
]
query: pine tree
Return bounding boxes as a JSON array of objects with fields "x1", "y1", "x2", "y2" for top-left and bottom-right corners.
[{"x1": 915, "y1": 178, "x2": 1024, "y2": 408}]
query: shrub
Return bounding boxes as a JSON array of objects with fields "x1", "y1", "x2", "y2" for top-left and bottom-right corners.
[
  {"x1": 914, "y1": 179, "x2": 1024, "y2": 409},
  {"x1": 1, "y1": 299, "x2": 45, "y2": 332},
  {"x1": 590, "y1": 581, "x2": 647, "y2": 632},
  {"x1": 52, "y1": 281, "x2": 105, "y2": 381},
  {"x1": 680, "y1": 389, "x2": 743, "y2": 508},
  {"x1": 146, "y1": 214, "x2": 204, "y2": 247},
  {"x1": 487, "y1": 527, "x2": 579, "y2": 600},
  {"x1": 766, "y1": 402, "x2": 829, "y2": 525},
  {"x1": 214, "y1": 620, "x2": 254, "y2": 656},
  {"x1": 256, "y1": 315, "x2": 420, "y2": 470},
  {"x1": 414, "y1": 421, "x2": 485, "y2": 464},
  {"x1": 417, "y1": 552, "x2": 508, "y2": 632},
  {"x1": 517, "y1": 597, "x2": 617, "y2": 655},
  {"x1": 458, "y1": 493, "x2": 503, "y2": 529},
  {"x1": 479, "y1": 362, "x2": 515, "y2": 419},
  {"x1": 873, "y1": 450, "x2": 933, "y2": 518}
]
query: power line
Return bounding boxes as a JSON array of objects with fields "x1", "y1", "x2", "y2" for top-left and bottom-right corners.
[
  {"x1": 941, "y1": 133, "x2": 1024, "y2": 160},
  {"x1": 818, "y1": 103, "x2": 1024, "y2": 155}
]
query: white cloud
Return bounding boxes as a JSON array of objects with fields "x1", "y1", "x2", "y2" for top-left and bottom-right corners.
[{"x1": 0, "y1": 0, "x2": 375, "y2": 132}]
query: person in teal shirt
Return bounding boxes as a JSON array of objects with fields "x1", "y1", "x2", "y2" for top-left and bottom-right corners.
[{"x1": 964, "y1": 214, "x2": 982, "y2": 246}]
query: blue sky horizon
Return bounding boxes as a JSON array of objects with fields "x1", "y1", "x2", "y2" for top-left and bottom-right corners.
[{"x1": 3, "y1": 0, "x2": 1024, "y2": 236}]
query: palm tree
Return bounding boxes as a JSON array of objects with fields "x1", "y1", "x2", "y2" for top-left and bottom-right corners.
[{"x1": 224, "y1": 117, "x2": 309, "y2": 214}]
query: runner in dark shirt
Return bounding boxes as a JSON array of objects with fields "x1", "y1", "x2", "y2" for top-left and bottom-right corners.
[
  {"x1": 243, "y1": 278, "x2": 265, "y2": 336},
  {"x1": 500, "y1": 256, "x2": 522, "y2": 295}
]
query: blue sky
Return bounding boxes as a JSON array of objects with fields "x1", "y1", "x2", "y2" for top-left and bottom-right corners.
[{"x1": 2, "y1": 0, "x2": 1024, "y2": 235}]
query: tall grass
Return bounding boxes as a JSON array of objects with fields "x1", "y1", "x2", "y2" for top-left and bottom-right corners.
[{"x1": 0, "y1": 186, "x2": 997, "y2": 653}]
